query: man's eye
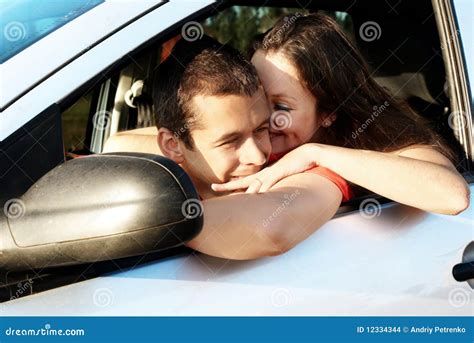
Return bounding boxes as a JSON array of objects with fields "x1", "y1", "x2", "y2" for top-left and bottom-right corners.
[{"x1": 220, "y1": 138, "x2": 238, "y2": 147}]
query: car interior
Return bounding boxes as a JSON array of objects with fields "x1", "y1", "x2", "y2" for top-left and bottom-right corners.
[
  {"x1": 63, "y1": 0, "x2": 469, "y2": 181},
  {"x1": 1, "y1": 0, "x2": 472, "y2": 302}
]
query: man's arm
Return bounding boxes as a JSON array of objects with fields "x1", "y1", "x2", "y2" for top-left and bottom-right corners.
[{"x1": 186, "y1": 173, "x2": 342, "y2": 259}]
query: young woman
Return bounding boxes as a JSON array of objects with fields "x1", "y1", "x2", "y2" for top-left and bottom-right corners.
[{"x1": 212, "y1": 13, "x2": 470, "y2": 215}]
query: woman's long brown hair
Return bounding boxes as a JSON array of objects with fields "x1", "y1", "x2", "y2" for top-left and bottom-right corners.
[{"x1": 252, "y1": 13, "x2": 456, "y2": 162}]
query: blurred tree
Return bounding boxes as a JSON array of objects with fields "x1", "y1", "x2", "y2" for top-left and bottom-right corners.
[{"x1": 203, "y1": 6, "x2": 310, "y2": 53}]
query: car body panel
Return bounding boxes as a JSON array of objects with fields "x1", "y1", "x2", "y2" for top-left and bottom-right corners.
[
  {"x1": 2, "y1": 185, "x2": 473, "y2": 316},
  {"x1": 0, "y1": 0, "x2": 163, "y2": 109}
]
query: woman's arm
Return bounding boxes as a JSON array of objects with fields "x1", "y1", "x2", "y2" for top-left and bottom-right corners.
[
  {"x1": 314, "y1": 143, "x2": 469, "y2": 215},
  {"x1": 186, "y1": 172, "x2": 342, "y2": 260},
  {"x1": 212, "y1": 143, "x2": 470, "y2": 215}
]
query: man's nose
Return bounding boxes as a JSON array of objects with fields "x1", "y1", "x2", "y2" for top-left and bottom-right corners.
[{"x1": 239, "y1": 137, "x2": 267, "y2": 166}]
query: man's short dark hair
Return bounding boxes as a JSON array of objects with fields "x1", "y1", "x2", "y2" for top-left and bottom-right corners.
[{"x1": 152, "y1": 35, "x2": 261, "y2": 149}]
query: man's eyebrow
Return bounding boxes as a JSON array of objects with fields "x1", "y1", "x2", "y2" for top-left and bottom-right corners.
[{"x1": 213, "y1": 131, "x2": 241, "y2": 145}]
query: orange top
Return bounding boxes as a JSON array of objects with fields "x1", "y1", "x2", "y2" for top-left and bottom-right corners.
[{"x1": 268, "y1": 152, "x2": 354, "y2": 202}]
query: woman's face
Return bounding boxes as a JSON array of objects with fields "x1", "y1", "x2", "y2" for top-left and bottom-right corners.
[{"x1": 251, "y1": 49, "x2": 324, "y2": 154}]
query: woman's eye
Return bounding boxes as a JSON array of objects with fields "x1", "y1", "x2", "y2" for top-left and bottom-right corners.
[
  {"x1": 256, "y1": 126, "x2": 269, "y2": 133},
  {"x1": 274, "y1": 103, "x2": 291, "y2": 112}
]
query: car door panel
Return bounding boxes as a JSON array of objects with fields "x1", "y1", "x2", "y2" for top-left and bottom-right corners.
[{"x1": 2, "y1": 185, "x2": 472, "y2": 315}]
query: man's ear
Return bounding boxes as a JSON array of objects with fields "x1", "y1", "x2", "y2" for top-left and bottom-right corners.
[{"x1": 157, "y1": 127, "x2": 185, "y2": 164}]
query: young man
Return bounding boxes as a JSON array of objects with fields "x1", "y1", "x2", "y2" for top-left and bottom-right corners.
[
  {"x1": 153, "y1": 36, "x2": 343, "y2": 260},
  {"x1": 153, "y1": 36, "x2": 272, "y2": 200}
]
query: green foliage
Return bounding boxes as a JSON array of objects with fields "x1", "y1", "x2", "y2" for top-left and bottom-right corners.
[{"x1": 203, "y1": 6, "x2": 310, "y2": 53}]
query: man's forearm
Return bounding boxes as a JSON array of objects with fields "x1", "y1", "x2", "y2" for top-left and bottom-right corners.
[
  {"x1": 186, "y1": 173, "x2": 342, "y2": 259},
  {"x1": 186, "y1": 192, "x2": 288, "y2": 259}
]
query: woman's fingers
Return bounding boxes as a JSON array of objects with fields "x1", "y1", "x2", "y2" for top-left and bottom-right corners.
[
  {"x1": 211, "y1": 166, "x2": 290, "y2": 193},
  {"x1": 258, "y1": 180, "x2": 275, "y2": 193},
  {"x1": 211, "y1": 176, "x2": 255, "y2": 192},
  {"x1": 245, "y1": 179, "x2": 263, "y2": 194},
  {"x1": 257, "y1": 170, "x2": 286, "y2": 193}
]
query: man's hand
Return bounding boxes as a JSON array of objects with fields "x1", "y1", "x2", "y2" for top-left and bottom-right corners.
[{"x1": 212, "y1": 144, "x2": 321, "y2": 193}]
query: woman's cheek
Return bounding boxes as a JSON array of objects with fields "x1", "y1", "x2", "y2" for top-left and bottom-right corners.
[{"x1": 270, "y1": 134, "x2": 291, "y2": 154}]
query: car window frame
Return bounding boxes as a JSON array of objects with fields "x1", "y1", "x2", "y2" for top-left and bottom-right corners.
[
  {"x1": 60, "y1": 0, "x2": 474, "y2": 217},
  {"x1": 433, "y1": 0, "x2": 473, "y2": 169}
]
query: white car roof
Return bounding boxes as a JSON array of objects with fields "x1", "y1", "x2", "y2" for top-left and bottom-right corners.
[
  {"x1": 0, "y1": 0, "x2": 165, "y2": 110},
  {"x1": 0, "y1": 0, "x2": 216, "y2": 141}
]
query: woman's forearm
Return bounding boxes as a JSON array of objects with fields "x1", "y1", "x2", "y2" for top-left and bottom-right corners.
[{"x1": 312, "y1": 143, "x2": 470, "y2": 214}]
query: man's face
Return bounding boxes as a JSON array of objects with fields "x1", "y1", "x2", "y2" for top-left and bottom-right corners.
[{"x1": 180, "y1": 88, "x2": 271, "y2": 199}]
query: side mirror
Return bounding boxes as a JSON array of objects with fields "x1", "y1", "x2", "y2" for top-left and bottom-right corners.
[{"x1": 0, "y1": 153, "x2": 203, "y2": 271}]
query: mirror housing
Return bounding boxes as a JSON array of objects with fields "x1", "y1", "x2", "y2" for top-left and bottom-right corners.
[{"x1": 0, "y1": 153, "x2": 203, "y2": 271}]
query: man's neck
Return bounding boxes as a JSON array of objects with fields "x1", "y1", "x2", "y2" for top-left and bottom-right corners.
[
  {"x1": 197, "y1": 188, "x2": 215, "y2": 201},
  {"x1": 188, "y1": 177, "x2": 216, "y2": 201}
]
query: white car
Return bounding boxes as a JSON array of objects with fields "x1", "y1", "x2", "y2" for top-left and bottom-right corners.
[{"x1": 0, "y1": 0, "x2": 472, "y2": 316}]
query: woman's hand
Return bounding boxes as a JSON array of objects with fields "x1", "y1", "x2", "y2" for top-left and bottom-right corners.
[{"x1": 212, "y1": 143, "x2": 320, "y2": 193}]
